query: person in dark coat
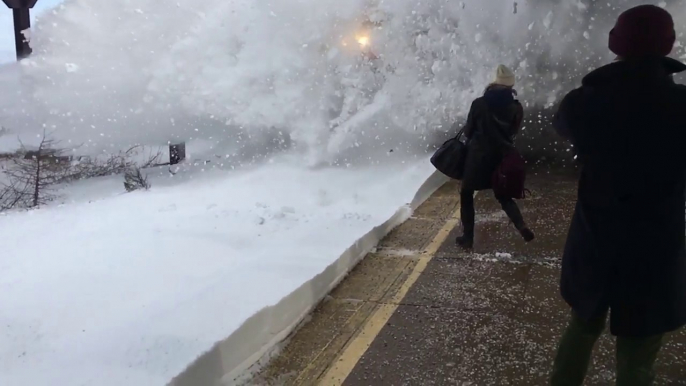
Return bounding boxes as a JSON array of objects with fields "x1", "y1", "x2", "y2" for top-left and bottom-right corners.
[
  {"x1": 551, "y1": 5, "x2": 686, "y2": 385},
  {"x1": 455, "y1": 64, "x2": 535, "y2": 249}
]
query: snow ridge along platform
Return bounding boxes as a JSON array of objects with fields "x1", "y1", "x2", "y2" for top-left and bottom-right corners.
[{"x1": 169, "y1": 171, "x2": 450, "y2": 386}]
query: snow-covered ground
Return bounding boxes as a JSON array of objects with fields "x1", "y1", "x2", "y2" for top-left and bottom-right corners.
[{"x1": 0, "y1": 157, "x2": 434, "y2": 386}]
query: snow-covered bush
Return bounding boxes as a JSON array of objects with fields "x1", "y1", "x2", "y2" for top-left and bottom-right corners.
[
  {"x1": 123, "y1": 166, "x2": 150, "y2": 192},
  {"x1": 66, "y1": 145, "x2": 162, "y2": 181},
  {"x1": 0, "y1": 139, "x2": 161, "y2": 210},
  {"x1": 0, "y1": 133, "x2": 66, "y2": 210}
]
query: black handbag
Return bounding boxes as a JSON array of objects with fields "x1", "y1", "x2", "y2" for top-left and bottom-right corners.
[{"x1": 430, "y1": 128, "x2": 469, "y2": 180}]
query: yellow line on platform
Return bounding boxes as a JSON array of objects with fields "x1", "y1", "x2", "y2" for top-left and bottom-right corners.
[{"x1": 317, "y1": 205, "x2": 461, "y2": 386}]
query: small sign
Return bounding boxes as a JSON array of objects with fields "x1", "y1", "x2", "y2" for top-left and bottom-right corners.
[{"x1": 169, "y1": 143, "x2": 186, "y2": 165}]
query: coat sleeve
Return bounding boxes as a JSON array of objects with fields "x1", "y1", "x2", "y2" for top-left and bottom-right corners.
[
  {"x1": 462, "y1": 100, "x2": 477, "y2": 139},
  {"x1": 553, "y1": 87, "x2": 585, "y2": 143},
  {"x1": 512, "y1": 101, "x2": 524, "y2": 137}
]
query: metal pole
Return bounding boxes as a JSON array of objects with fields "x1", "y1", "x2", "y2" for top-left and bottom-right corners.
[
  {"x1": 4, "y1": 0, "x2": 39, "y2": 60},
  {"x1": 12, "y1": 7, "x2": 31, "y2": 60}
]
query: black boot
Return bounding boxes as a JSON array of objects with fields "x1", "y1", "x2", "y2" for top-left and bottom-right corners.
[
  {"x1": 519, "y1": 227, "x2": 535, "y2": 242},
  {"x1": 456, "y1": 234, "x2": 474, "y2": 249}
]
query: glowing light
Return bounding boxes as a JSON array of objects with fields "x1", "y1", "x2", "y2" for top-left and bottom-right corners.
[{"x1": 356, "y1": 35, "x2": 370, "y2": 48}]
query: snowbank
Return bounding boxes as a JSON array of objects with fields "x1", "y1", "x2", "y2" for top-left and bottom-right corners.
[
  {"x1": 170, "y1": 167, "x2": 449, "y2": 386},
  {"x1": 0, "y1": 158, "x2": 436, "y2": 386}
]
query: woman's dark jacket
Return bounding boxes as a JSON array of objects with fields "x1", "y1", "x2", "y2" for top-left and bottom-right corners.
[
  {"x1": 553, "y1": 56, "x2": 686, "y2": 337},
  {"x1": 459, "y1": 86, "x2": 524, "y2": 191}
]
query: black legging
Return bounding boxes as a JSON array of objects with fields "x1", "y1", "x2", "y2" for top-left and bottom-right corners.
[{"x1": 460, "y1": 188, "x2": 525, "y2": 238}]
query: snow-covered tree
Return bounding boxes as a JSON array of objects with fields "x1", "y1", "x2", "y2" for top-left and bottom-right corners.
[{"x1": 1, "y1": 132, "x2": 67, "y2": 210}]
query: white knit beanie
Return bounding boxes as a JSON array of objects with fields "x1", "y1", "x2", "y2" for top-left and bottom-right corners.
[{"x1": 493, "y1": 64, "x2": 515, "y2": 87}]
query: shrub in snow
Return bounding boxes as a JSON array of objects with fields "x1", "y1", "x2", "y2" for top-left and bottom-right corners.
[
  {"x1": 0, "y1": 137, "x2": 163, "y2": 210},
  {"x1": 0, "y1": 132, "x2": 68, "y2": 210},
  {"x1": 67, "y1": 145, "x2": 163, "y2": 181},
  {"x1": 123, "y1": 167, "x2": 150, "y2": 192}
]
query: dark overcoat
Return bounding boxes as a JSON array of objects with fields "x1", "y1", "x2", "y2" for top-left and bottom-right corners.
[
  {"x1": 460, "y1": 87, "x2": 523, "y2": 191},
  {"x1": 553, "y1": 57, "x2": 686, "y2": 337}
]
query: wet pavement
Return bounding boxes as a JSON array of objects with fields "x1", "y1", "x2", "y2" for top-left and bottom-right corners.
[{"x1": 252, "y1": 170, "x2": 686, "y2": 386}]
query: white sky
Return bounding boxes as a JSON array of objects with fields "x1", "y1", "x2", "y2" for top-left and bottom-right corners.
[{"x1": 0, "y1": 0, "x2": 63, "y2": 62}]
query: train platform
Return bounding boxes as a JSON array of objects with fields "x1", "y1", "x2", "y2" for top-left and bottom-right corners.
[{"x1": 252, "y1": 171, "x2": 686, "y2": 386}]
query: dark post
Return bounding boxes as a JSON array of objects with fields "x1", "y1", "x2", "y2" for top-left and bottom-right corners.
[
  {"x1": 3, "y1": 0, "x2": 39, "y2": 61},
  {"x1": 12, "y1": 8, "x2": 30, "y2": 59},
  {"x1": 169, "y1": 142, "x2": 186, "y2": 165}
]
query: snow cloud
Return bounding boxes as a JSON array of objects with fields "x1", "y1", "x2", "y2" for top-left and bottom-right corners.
[{"x1": 0, "y1": 0, "x2": 684, "y2": 164}]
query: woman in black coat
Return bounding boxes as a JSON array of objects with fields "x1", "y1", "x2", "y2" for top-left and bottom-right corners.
[
  {"x1": 550, "y1": 5, "x2": 686, "y2": 385},
  {"x1": 455, "y1": 65, "x2": 535, "y2": 249}
]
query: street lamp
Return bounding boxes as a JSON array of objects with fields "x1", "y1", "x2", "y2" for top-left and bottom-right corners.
[{"x1": 2, "y1": 0, "x2": 39, "y2": 61}]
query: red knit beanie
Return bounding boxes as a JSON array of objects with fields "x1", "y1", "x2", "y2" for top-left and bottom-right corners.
[{"x1": 609, "y1": 5, "x2": 676, "y2": 58}]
